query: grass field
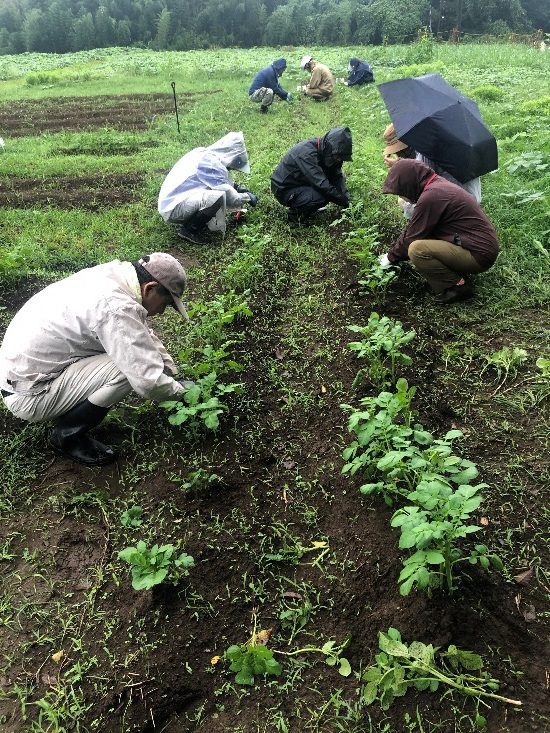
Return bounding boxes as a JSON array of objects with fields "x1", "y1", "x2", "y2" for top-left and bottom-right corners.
[{"x1": 0, "y1": 41, "x2": 548, "y2": 733}]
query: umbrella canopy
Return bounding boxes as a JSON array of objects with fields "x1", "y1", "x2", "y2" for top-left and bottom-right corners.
[{"x1": 378, "y1": 73, "x2": 498, "y2": 183}]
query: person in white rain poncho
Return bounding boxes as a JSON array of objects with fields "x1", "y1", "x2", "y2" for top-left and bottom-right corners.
[{"x1": 158, "y1": 131, "x2": 258, "y2": 245}]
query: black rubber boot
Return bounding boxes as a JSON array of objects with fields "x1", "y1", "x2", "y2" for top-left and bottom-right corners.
[
  {"x1": 176, "y1": 224, "x2": 212, "y2": 245},
  {"x1": 176, "y1": 201, "x2": 223, "y2": 245},
  {"x1": 435, "y1": 280, "x2": 474, "y2": 305},
  {"x1": 49, "y1": 400, "x2": 116, "y2": 466}
]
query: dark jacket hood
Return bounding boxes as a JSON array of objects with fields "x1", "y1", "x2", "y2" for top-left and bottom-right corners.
[
  {"x1": 273, "y1": 58, "x2": 287, "y2": 75},
  {"x1": 322, "y1": 126, "x2": 353, "y2": 161},
  {"x1": 383, "y1": 159, "x2": 435, "y2": 203}
]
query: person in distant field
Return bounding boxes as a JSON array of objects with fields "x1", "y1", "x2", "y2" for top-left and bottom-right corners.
[
  {"x1": 248, "y1": 58, "x2": 292, "y2": 113},
  {"x1": 299, "y1": 55, "x2": 335, "y2": 100},
  {"x1": 383, "y1": 123, "x2": 481, "y2": 219},
  {"x1": 0, "y1": 253, "x2": 192, "y2": 466},
  {"x1": 379, "y1": 159, "x2": 499, "y2": 305},
  {"x1": 271, "y1": 126, "x2": 352, "y2": 224},
  {"x1": 158, "y1": 131, "x2": 258, "y2": 245},
  {"x1": 344, "y1": 57, "x2": 374, "y2": 86}
]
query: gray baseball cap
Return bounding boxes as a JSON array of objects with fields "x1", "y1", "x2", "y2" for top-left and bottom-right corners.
[{"x1": 138, "y1": 253, "x2": 189, "y2": 320}]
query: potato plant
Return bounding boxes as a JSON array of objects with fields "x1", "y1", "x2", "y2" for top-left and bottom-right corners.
[
  {"x1": 362, "y1": 628, "x2": 521, "y2": 713},
  {"x1": 391, "y1": 480, "x2": 503, "y2": 595},
  {"x1": 118, "y1": 541, "x2": 194, "y2": 591},
  {"x1": 224, "y1": 642, "x2": 282, "y2": 686},
  {"x1": 161, "y1": 373, "x2": 243, "y2": 431},
  {"x1": 347, "y1": 313, "x2": 416, "y2": 388},
  {"x1": 162, "y1": 291, "x2": 251, "y2": 431}
]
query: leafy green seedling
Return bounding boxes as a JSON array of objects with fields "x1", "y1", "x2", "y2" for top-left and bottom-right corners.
[
  {"x1": 180, "y1": 469, "x2": 222, "y2": 492},
  {"x1": 120, "y1": 506, "x2": 143, "y2": 528},
  {"x1": 161, "y1": 373, "x2": 243, "y2": 431},
  {"x1": 536, "y1": 356, "x2": 550, "y2": 379},
  {"x1": 348, "y1": 312, "x2": 415, "y2": 388},
  {"x1": 275, "y1": 638, "x2": 352, "y2": 677},
  {"x1": 118, "y1": 541, "x2": 194, "y2": 591},
  {"x1": 225, "y1": 632, "x2": 282, "y2": 686},
  {"x1": 362, "y1": 628, "x2": 521, "y2": 710},
  {"x1": 391, "y1": 481, "x2": 503, "y2": 594}
]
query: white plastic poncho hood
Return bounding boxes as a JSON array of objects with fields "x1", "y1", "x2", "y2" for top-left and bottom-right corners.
[
  {"x1": 158, "y1": 131, "x2": 251, "y2": 232},
  {"x1": 207, "y1": 131, "x2": 250, "y2": 174}
]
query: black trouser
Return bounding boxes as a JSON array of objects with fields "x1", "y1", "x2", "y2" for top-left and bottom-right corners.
[
  {"x1": 185, "y1": 199, "x2": 224, "y2": 231},
  {"x1": 278, "y1": 186, "x2": 328, "y2": 215}
]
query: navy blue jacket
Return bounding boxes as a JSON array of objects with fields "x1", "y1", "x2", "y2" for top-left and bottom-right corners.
[
  {"x1": 348, "y1": 58, "x2": 374, "y2": 86},
  {"x1": 249, "y1": 58, "x2": 290, "y2": 100}
]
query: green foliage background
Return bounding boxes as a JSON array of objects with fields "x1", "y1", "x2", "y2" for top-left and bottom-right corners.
[{"x1": 0, "y1": 0, "x2": 547, "y2": 55}]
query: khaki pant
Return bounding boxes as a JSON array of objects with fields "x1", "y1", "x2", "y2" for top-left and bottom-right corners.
[
  {"x1": 3, "y1": 354, "x2": 132, "y2": 423},
  {"x1": 408, "y1": 239, "x2": 484, "y2": 293}
]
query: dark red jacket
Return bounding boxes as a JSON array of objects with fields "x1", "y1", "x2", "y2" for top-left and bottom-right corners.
[{"x1": 383, "y1": 159, "x2": 499, "y2": 268}]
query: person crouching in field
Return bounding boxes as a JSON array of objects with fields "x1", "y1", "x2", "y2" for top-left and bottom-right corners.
[
  {"x1": 383, "y1": 123, "x2": 482, "y2": 217},
  {"x1": 299, "y1": 55, "x2": 335, "y2": 100},
  {"x1": 345, "y1": 57, "x2": 374, "y2": 86},
  {"x1": 379, "y1": 159, "x2": 499, "y2": 305},
  {"x1": 158, "y1": 132, "x2": 258, "y2": 245},
  {"x1": 0, "y1": 254, "x2": 192, "y2": 466},
  {"x1": 248, "y1": 58, "x2": 292, "y2": 113},
  {"x1": 271, "y1": 126, "x2": 352, "y2": 225}
]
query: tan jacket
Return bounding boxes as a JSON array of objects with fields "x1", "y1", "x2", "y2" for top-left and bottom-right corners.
[
  {"x1": 0, "y1": 260, "x2": 184, "y2": 401},
  {"x1": 305, "y1": 61, "x2": 334, "y2": 98}
]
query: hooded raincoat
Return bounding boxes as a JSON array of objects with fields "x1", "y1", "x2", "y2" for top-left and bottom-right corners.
[
  {"x1": 347, "y1": 58, "x2": 374, "y2": 85},
  {"x1": 249, "y1": 59, "x2": 290, "y2": 100},
  {"x1": 271, "y1": 127, "x2": 352, "y2": 207},
  {"x1": 158, "y1": 132, "x2": 251, "y2": 234},
  {"x1": 383, "y1": 159, "x2": 498, "y2": 267}
]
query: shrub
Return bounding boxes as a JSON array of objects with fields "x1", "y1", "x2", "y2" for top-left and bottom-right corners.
[{"x1": 471, "y1": 84, "x2": 504, "y2": 101}]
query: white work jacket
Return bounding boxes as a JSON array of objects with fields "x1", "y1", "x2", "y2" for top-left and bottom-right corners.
[{"x1": 0, "y1": 260, "x2": 184, "y2": 402}]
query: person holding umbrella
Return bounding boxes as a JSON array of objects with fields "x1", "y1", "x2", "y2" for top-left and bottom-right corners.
[
  {"x1": 379, "y1": 159, "x2": 499, "y2": 305},
  {"x1": 378, "y1": 73, "x2": 497, "y2": 208},
  {"x1": 383, "y1": 122, "x2": 481, "y2": 206}
]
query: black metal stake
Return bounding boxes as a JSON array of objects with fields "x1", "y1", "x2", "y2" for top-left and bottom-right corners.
[{"x1": 171, "y1": 81, "x2": 180, "y2": 134}]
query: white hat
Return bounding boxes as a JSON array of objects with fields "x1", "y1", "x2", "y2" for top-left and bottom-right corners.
[{"x1": 300, "y1": 55, "x2": 312, "y2": 70}]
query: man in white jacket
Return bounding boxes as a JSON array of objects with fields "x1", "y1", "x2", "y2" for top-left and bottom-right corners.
[
  {"x1": 0, "y1": 253, "x2": 190, "y2": 466},
  {"x1": 158, "y1": 131, "x2": 258, "y2": 245}
]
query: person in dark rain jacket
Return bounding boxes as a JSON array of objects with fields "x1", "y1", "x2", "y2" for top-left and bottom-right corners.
[
  {"x1": 270, "y1": 126, "x2": 352, "y2": 224},
  {"x1": 345, "y1": 57, "x2": 374, "y2": 86},
  {"x1": 379, "y1": 159, "x2": 499, "y2": 304},
  {"x1": 249, "y1": 58, "x2": 292, "y2": 113}
]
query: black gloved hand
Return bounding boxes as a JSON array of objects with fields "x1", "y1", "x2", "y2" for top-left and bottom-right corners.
[
  {"x1": 234, "y1": 183, "x2": 250, "y2": 194},
  {"x1": 334, "y1": 194, "x2": 350, "y2": 208},
  {"x1": 246, "y1": 192, "x2": 258, "y2": 207}
]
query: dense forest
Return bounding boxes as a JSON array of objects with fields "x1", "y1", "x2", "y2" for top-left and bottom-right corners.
[{"x1": 0, "y1": 0, "x2": 547, "y2": 55}]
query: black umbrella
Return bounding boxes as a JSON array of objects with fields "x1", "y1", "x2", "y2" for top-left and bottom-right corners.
[{"x1": 378, "y1": 73, "x2": 498, "y2": 183}]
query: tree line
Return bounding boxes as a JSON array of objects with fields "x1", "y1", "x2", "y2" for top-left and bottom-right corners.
[{"x1": 0, "y1": 0, "x2": 547, "y2": 56}]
